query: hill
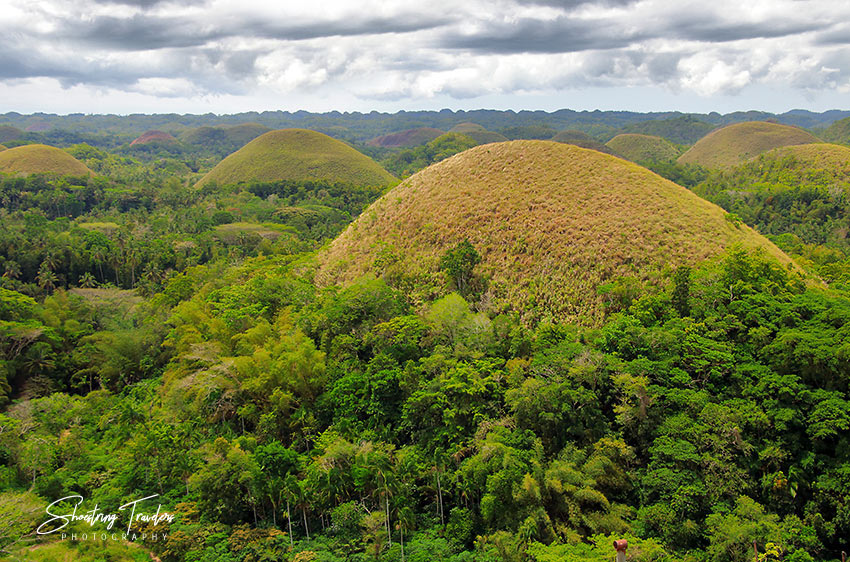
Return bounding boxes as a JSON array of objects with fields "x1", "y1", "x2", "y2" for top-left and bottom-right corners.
[
  {"x1": 0, "y1": 145, "x2": 5, "y2": 151},
  {"x1": 0, "y1": 144, "x2": 93, "y2": 176},
  {"x1": 196, "y1": 129, "x2": 397, "y2": 188},
  {"x1": 550, "y1": 131, "x2": 619, "y2": 156},
  {"x1": 368, "y1": 127, "x2": 444, "y2": 148},
  {"x1": 821, "y1": 116, "x2": 850, "y2": 144},
  {"x1": 448, "y1": 123, "x2": 508, "y2": 145},
  {"x1": 550, "y1": 129, "x2": 593, "y2": 142},
  {"x1": 678, "y1": 121, "x2": 818, "y2": 169},
  {"x1": 606, "y1": 133, "x2": 680, "y2": 162},
  {"x1": 0, "y1": 126, "x2": 21, "y2": 144},
  {"x1": 749, "y1": 142, "x2": 850, "y2": 175},
  {"x1": 179, "y1": 123, "x2": 272, "y2": 154},
  {"x1": 130, "y1": 130, "x2": 178, "y2": 146},
  {"x1": 619, "y1": 115, "x2": 715, "y2": 144},
  {"x1": 318, "y1": 140, "x2": 795, "y2": 324}
]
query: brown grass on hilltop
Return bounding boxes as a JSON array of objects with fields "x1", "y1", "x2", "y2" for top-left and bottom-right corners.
[
  {"x1": 749, "y1": 142, "x2": 850, "y2": 176},
  {"x1": 317, "y1": 140, "x2": 797, "y2": 325},
  {"x1": 678, "y1": 121, "x2": 818, "y2": 169},
  {"x1": 606, "y1": 133, "x2": 681, "y2": 162},
  {"x1": 0, "y1": 144, "x2": 93, "y2": 176},
  {"x1": 196, "y1": 129, "x2": 397, "y2": 188}
]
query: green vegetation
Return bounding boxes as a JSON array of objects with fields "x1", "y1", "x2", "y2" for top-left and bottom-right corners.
[
  {"x1": 617, "y1": 115, "x2": 715, "y2": 144},
  {"x1": 0, "y1": 145, "x2": 93, "y2": 176},
  {"x1": 197, "y1": 129, "x2": 397, "y2": 188},
  {"x1": 448, "y1": 123, "x2": 509, "y2": 144},
  {"x1": 678, "y1": 121, "x2": 819, "y2": 169},
  {"x1": 550, "y1": 129, "x2": 593, "y2": 142},
  {"x1": 0, "y1": 125, "x2": 22, "y2": 144},
  {"x1": 820, "y1": 116, "x2": 850, "y2": 144},
  {"x1": 179, "y1": 122, "x2": 271, "y2": 151},
  {"x1": 550, "y1": 131, "x2": 619, "y2": 155},
  {"x1": 380, "y1": 132, "x2": 479, "y2": 177},
  {"x1": 2, "y1": 116, "x2": 850, "y2": 562},
  {"x1": 692, "y1": 142, "x2": 850, "y2": 286},
  {"x1": 319, "y1": 140, "x2": 796, "y2": 325},
  {"x1": 606, "y1": 133, "x2": 681, "y2": 163},
  {"x1": 130, "y1": 130, "x2": 179, "y2": 146}
]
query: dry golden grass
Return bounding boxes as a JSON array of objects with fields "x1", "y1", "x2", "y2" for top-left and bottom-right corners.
[
  {"x1": 0, "y1": 145, "x2": 6, "y2": 151},
  {"x1": 678, "y1": 121, "x2": 818, "y2": 169},
  {"x1": 0, "y1": 144, "x2": 93, "y2": 176},
  {"x1": 749, "y1": 142, "x2": 850, "y2": 175},
  {"x1": 606, "y1": 133, "x2": 680, "y2": 162},
  {"x1": 317, "y1": 140, "x2": 797, "y2": 325},
  {"x1": 196, "y1": 129, "x2": 396, "y2": 188}
]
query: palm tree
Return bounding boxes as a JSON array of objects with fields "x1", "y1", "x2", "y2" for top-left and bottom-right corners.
[
  {"x1": 36, "y1": 263, "x2": 57, "y2": 293},
  {"x1": 79, "y1": 272, "x2": 97, "y2": 288},
  {"x1": 3, "y1": 261, "x2": 20, "y2": 279}
]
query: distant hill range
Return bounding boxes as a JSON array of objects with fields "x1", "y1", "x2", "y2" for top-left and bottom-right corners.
[{"x1": 1, "y1": 108, "x2": 847, "y2": 147}]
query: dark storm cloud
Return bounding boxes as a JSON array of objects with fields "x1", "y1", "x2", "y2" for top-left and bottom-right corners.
[
  {"x1": 440, "y1": 8, "x2": 832, "y2": 57},
  {"x1": 55, "y1": 11, "x2": 453, "y2": 51},
  {"x1": 670, "y1": 17, "x2": 830, "y2": 43},
  {"x1": 442, "y1": 16, "x2": 645, "y2": 54}
]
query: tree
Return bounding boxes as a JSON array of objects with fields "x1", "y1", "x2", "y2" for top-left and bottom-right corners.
[{"x1": 440, "y1": 239, "x2": 481, "y2": 297}]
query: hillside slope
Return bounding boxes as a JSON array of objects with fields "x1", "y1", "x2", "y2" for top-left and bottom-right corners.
[
  {"x1": 606, "y1": 133, "x2": 680, "y2": 162},
  {"x1": 678, "y1": 121, "x2": 818, "y2": 169},
  {"x1": 318, "y1": 140, "x2": 795, "y2": 324},
  {"x1": 0, "y1": 144, "x2": 93, "y2": 176},
  {"x1": 196, "y1": 129, "x2": 397, "y2": 188}
]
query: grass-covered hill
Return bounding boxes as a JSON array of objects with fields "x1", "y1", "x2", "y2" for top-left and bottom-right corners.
[
  {"x1": 678, "y1": 121, "x2": 819, "y2": 169},
  {"x1": 0, "y1": 125, "x2": 21, "y2": 144},
  {"x1": 550, "y1": 129, "x2": 593, "y2": 143},
  {"x1": 130, "y1": 130, "x2": 178, "y2": 146},
  {"x1": 319, "y1": 140, "x2": 795, "y2": 324},
  {"x1": 448, "y1": 123, "x2": 509, "y2": 144},
  {"x1": 751, "y1": 142, "x2": 850, "y2": 175},
  {"x1": 693, "y1": 142, "x2": 850, "y2": 280},
  {"x1": 0, "y1": 145, "x2": 6, "y2": 151},
  {"x1": 606, "y1": 133, "x2": 681, "y2": 162},
  {"x1": 368, "y1": 127, "x2": 444, "y2": 148},
  {"x1": 0, "y1": 144, "x2": 93, "y2": 176},
  {"x1": 820, "y1": 116, "x2": 850, "y2": 144},
  {"x1": 196, "y1": 128, "x2": 397, "y2": 188}
]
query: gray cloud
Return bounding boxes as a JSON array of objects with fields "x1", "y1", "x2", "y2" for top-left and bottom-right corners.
[
  {"x1": 2, "y1": 0, "x2": 850, "y2": 105},
  {"x1": 442, "y1": 16, "x2": 645, "y2": 54}
]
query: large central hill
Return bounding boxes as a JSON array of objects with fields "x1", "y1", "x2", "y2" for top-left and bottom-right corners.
[
  {"x1": 678, "y1": 121, "x2": 818, "y2": 169},
  {"x1": 196, "y1": 129, "x2": 397, "y2": 188},
  {"x1": 318, "y1": 141, "x2": 796, "y2": 324},
  {"x1": 0, "y1": 144, "x2": 92, "y2": 176}
]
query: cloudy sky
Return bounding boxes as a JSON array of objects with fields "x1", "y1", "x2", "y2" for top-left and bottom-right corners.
[{"x1": 1, "y1": 0, "x2": 849, "y2": 114}]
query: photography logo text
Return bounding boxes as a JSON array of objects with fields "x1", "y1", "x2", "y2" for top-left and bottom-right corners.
[{"x1": 36, "y1": 494, "x2": 175, "y2": 542}]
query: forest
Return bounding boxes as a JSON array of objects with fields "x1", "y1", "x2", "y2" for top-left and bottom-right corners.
[{"x1": 0, "y1": 112, "x2": 849, "y2": 562}]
